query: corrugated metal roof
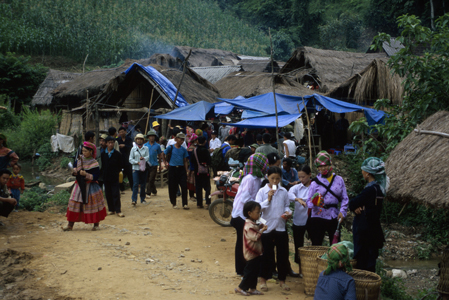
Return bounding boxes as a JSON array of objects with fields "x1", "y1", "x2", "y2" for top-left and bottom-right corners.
[
  {"x1": 191, "y1": 65, "x2": 242, "y2": 84},
  {"x1": 383, "y1": 38, "x2": 405, "y2": 57}
]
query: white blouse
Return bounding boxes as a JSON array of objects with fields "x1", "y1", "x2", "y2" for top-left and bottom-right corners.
[
  {"x1": 231, "y1": 175, "x2": 263, "y2": 220},
  {"x1": 256, "y1": 184, "x2": 292, "y2": 234},
  {"x1": 288, "y1": 183, "x2": 310, "y2": 226}
]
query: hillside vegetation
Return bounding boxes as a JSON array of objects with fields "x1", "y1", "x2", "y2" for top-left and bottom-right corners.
[{"x1": 0, "y1": 0, "x2": 270, "y2": 66}]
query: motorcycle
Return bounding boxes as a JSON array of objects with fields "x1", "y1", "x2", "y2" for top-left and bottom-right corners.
[{"x1": 208, "y1": 163, "x2": 240, "y2": 227}]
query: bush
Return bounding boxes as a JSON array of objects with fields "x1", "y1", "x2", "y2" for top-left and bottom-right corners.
[
  {"x1": 4, "y1": 107, "x2": 60, "y2": 159},
  {"x1": 21, "y1": 187, "x2": 70, "y2": 212},
  {"x1": 0, "y1": 108, "x2": 20, "y2": 130},
  {"x1": 35, "y1": 142, "x2": 58, "y2": 171},
  {"x1": 60, "y1": 157, "x2": 71, "y2": 169},
  {"x1": 40, "y1": 190, "x2": 70, "y2": 212}
]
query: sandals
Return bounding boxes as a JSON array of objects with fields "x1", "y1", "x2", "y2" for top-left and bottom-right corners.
[
  {"x1": 249, "y1": 290, "x2": 264, "y2": 295},
  {"x1": 259, "y1": 283, "x2": 268, "y2": 291},
  {"x1": 280, "y1": 283, "x2": 290, "y2": 291},
  {"x1": 92, "y1": 226, "x2": 100, "y2": 231},
  {"x1": 62, "y1": 226, "x2": 73, "y2": 231},
  {"x1": 116, "y1": 213, "x2": 125, "y2": 217},
  {"x1": 107, "y1": 211, "x2": 115, "y2": 215},
  {"x1": 234, "y1": 288, "x2": 250, "y2": 296}
]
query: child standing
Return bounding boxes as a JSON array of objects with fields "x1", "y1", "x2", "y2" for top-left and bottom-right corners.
[
  {"x1": 235, "y1": 201, "x2": 267, "y2": 296},
  {"x1": 256, "y1": 166, "x2": 292, "y2": 291},
  {"x1": 7, "y1": 164, "x2": 24, "y2": 211}
]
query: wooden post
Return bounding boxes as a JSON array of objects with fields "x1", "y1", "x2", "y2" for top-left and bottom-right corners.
[
  {"x1": 95, "y1": 104, "x2": 99, "y2": 146},
  {"x1": 85, "y1": 90, "x2": 89, "y2": 135},
  {"x1": 300, "y1": 102, "x2": 313, "y2": 167},
  {"x1": 269, "y1": 28, "x2": 281, "y2": 154},
  {"x1": 145, "y1": 89, "x2": 154, "y2": 134}
]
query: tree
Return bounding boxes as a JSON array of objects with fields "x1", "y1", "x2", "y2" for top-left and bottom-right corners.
[{"x1": 0, "y1": 53, "x2": 48, "y2": 112}]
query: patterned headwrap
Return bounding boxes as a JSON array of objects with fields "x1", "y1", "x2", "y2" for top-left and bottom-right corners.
[
  {"x1": 83, "y1": 141, "x2": 97, "y2": 159},
  {"x1": 361, "y1": 157, "x2": 389, "y2": 195},
  {"x1": 159, "y1": 136, "x2": 166, "y2": 143},
  {"x1": 0, "y1": 133, "x2": 7, "y2": 147},
  {"x1": 195, "y1": 129, "x2": 203, "y2": 137},
  {"x1": 188, "y1": 133, "x2": 198, "y2": 148},
  {"x1": 324, "y1": 243, "x2": 353, "y2": 275},
  {"x1": 240, "y1": 153, "x2": 268, "y2": 182},
  {"x1": 315, "y1": 150, "x2": 332, "y2": 167}
]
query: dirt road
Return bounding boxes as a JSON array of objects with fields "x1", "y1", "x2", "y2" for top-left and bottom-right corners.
[{"x1": 0, "y1": 188, "x2": 308, "y2": 300}]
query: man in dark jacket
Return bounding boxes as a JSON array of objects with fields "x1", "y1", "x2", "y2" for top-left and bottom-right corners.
[
  {"x1": 117, "y1": 126, "x2": 133, "y2": 191},
  {"x1": 101, "y1": 136, "x2": 124, "y2": 217},
  {"x1": 191, "y1": 136, "x2": 211, "y2": 208}
]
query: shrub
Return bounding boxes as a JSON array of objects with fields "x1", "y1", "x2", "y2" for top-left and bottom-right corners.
[{"x1": 20, "y1": 187, "x2": 49, "y2": 211}]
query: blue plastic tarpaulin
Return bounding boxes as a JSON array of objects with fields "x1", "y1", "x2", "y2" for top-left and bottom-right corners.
[
  {"x1": 156, "y1": 101, "x2": 215, "y2": 121},
  {"x1": 219, "y1": 93, "x2": 307, "y2": 115},
  {"x1": 214, "y1": 102, "x2": 235, "y2": 115},
  {"x1": 124, "y1": 63, "x2": 188, "y2": 107},
  {"x1": 241, "y1": 110, "x2": 269, "y2": 119},
  {"x1": 304, "y1": 94, "x2": 386, "y2": 125},
  {"x1": 222, "y1": 114, "x2": 302, "y2": 129}
]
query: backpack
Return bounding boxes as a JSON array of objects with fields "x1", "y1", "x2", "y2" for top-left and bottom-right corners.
[
  {"x1": 211, "y1": 144, "x2": 229, "y2": 169},
  {"x1": 225, "y1": 147, "x2": 242, "y2": 161}
]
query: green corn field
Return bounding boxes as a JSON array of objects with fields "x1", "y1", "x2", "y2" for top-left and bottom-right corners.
[{"x1": 0, "y1": 0, "x2": 270, "y2": 65}]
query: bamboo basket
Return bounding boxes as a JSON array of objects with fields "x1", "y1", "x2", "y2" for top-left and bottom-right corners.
[
  {"x1": 437, "y1": 245, "x2": 449, "y2": 295},
  {"x1": 317, "y1": 256, "x2": 357, "y2": 275},
  {"x1": 348, "y1": 269, "x2": 382, "y2": 300},
  {"x1": 298, "y1": 246, "x2": 329, "y2": 295}
]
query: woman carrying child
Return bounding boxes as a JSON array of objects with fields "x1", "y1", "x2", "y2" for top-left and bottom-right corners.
[
  {"x1": 63, "y1": 142, "x2": 107, "y2": 231},
  {"x1": 230, "y1": 153, "x2": 269, "y2": 276},
  {"x1": 288, "y1": 165, "x2": 312, "y2": 276},
  {"x1": 256, "y1": 166, "x2": 292, "y2": 291},
  {"x1": 234, "y1": 201, "x2": 267, "y2": 296}
]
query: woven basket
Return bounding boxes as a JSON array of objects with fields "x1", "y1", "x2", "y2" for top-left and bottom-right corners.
[
  {"x1": 348, "y1": 269, "x2": 382, "y2": 300},
  {"x1": 317, "y1": 256, "x2": 357, "y2": 275},
  {"x1": 437, "y1": 245, "x2": 449, "y2": 295},
  {"x1": 298, "y1": 246, "x2": 329, "y2": 295}
]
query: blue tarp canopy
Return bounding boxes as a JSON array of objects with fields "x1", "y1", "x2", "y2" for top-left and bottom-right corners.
[
  {"x1": 156, "y1": 101, "x2": 215, "y2": 121},
  {"x1": 241, "y1": 110, "x2": 269, "y2": 119},
  {"x1": 219, "y1": 93, "x2": 307, "y2": 115},
  {"x1": 214, "y1": 102, "x2": 235, "y2": 115},
  {"x1": 304, "y1": 94, "x2": 386, "y2": 125},
  {"x1": 124, "y1": 63, "x2": 188, "y2": 107},
  {"x1": 222, "y1": 114, "x2": 302, "y2": 129}
]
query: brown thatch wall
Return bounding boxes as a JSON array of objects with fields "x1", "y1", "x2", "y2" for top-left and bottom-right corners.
[
  {"x1": 148, "y1": 53, "x2": 184, "y2": 69},
  {"x1": 214, "y1": 71, "x2": 318, "y2": 99},
  {"x1": 280, "y1": 47, "x2": 388, "y2": 90},
  {"x1": 171, "y1": 46, "x2": 240, "y2": 67},
  {"x1": 385, "y1": 111, "x2": 449, "y2": 209},
  {"x1": 32, "y1": 69, "x2": 81, "y2": 106},
  {"x1": 327, "y1": 59, "x2": 404, "y2": 105},
  {"x1": 238, "y1": 60, "x2": 280, "y2": 73}
]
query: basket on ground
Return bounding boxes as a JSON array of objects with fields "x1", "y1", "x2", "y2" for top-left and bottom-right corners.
[
  {"x1": 348, "y1": 269, "x2": 382, "y2": 300},
  {"x1": 298, "y1": 246, "x2": 329, "y2": 295}
]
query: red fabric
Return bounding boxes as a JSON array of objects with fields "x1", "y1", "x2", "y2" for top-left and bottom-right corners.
[
  {"x1": 66, "y1": 207, "x2": 107, "y2": 224},
  {"x1": 7, "y1": 175, "x2": 25, "y2": 190}
]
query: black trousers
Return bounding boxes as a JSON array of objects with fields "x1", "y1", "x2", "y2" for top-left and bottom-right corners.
[
  {"x1": 120, "y1": 163, "x2": 133, "y2": 191},
  {"x1": 195, "y1": 173, "x2": 211, "y2": 206},
  {"x1": 0, "y1": 201, "x2": 14, "y2": 217},
  {"x1": 146, "y1": 166, "x2": 158, "y2": 195},
  {"x1": 104, "y1": 181, "x2": 121, "y2": 213},
  {"x1": 168, "y1": 166, "x2": 187, "y2": 207},
  {"x1": 308, "y1": 217, "x2": 339, "y2": 246},
  {"x1": 260, "y1": 230, "x2": 290, "y2": 281},
  {"x1": 239, "y1": 256, "x2": 261, "y2": 291},
  {"x1": 230, "y1": 217, "x2": 246, "y2": 275},
  {"x1": 355, "y1": 245, "x2": 378, "y2": 272},
  {"x1": 292, "y1": 223, "x2": 308, "y2": 265}
]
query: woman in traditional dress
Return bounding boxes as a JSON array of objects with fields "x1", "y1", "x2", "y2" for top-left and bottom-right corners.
[
  {"x1": 307, "y1": 151, "x2": 349, "y2": 246},
  {"x1": 187, "y1": 133, "x2": 198, "y2": 201},
  {"x1": 349, "y1": 157, "x2": 387, "y2": 272},
  {"x1": 63, "y1": 142, "x2": 107, "y2": 231}
]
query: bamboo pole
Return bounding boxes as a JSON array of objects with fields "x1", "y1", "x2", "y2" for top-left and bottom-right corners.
[
  {"x1": 269, "y1": 28, "x2": 281, "y2": 154},
  {"x1": 84, "y1": 90, "x2": 89, "y2": 135},
  {"x1": 145, "y1": 89, "x2": 154, "y2": 134},
  {"x1": 95, "y1": 104, "x2": 99, "y2": 146},
  {"x1": 299, "y1": 102, "x2": 313, "y2": 167}
]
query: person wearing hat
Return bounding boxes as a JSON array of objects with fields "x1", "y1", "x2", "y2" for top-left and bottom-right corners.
[
  {"x1": 314, "y1": 243, "x2": 356, "y2": 299},
  {"x1": 144, "y1": 129, "x2": 162, "y2": 197},
  {"x1": 117, "y1": 127, "x2": 134, "y2": 191},
  {"x1": 152, "y1": 121, "x2": 161, "y2": 137},
  {"x1": 163, "y1": 132, "x2": 189, "y2": 209},
  {"x1": 101, "y1": 136, "x2": 124, "y2": 217},
  {"x1": 0, "y1": 134, "x2": 19, "y2": 171},
  {"x1": 307, "y1": 151, "x2": 349, "y2": 246},
  {"x1": 129, "y1": 134, "x2": 150, "y2": 206}
]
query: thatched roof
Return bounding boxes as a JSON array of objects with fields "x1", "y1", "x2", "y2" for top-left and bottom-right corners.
[
  {"x1": 238, "y1": 59, "x2": 280, "y2": 73},
  {"x1": 280, "y1": 47, "x2": 388, "y2": 90},
  {"x1": 52, "y1": 58, "x2": 219, "y2": 107},
  {"x1": 214, "y1": 70, "x2": 318, "y2": 99},
  {"x1": 191, "y1": 65, "x2": 242, "y2": 84},
  {"x1": 326, "y1": 59, "x2": 404, "y2": 105},
  {"x1": 386, "y1": 111, "x2": 449, "y2": 209},
  {"x1": 31, "y1": 69, "x2": 81, "y2": 106},
  {"x1": 171, "y1": 46, "x2": 240, "y2": 67},
  {"x1": 148, "y1": 53, "x2": 184, "y2": 69}
]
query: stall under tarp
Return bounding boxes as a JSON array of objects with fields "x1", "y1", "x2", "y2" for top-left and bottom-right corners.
[
  {"x1": 223, "y1": 114, "x2": 302, "y2": 129},
  {"x1": 242, "y1": 110, "x2": 269, "y2": 119},
  {"x1": 304, "y1": 94, "x2": 385, "y2": 125},
  {"x1": 124, "y1": 63, "x2": 189, "y2": 107},
  {"x1": 156, "y1": 101, "x2": 215, "y2": 121},
  {"x1": 214, "y1": 102, "x2": 235, "y2": 115},
  {"x1": 218, "y1": 93, "x2": 307, "y2": 115}
]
